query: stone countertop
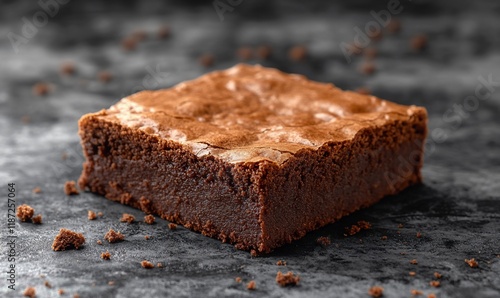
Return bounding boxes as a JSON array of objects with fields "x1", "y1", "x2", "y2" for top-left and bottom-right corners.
[{"x1": 0, "y1": 1, "x2": 499, "y2": 297}]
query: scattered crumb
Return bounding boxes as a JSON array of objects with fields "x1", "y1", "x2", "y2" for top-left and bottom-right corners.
[
  {"x1": 368, "y1": 286, "x2": 384, "y2": 298},
  {"x1": 141, "y1": 260, "x2": 154, "y2": 269},
  {"x1": 158, "y1": 25, "x2": 170, "y2": 39},
  {"x1": 98, "y1": 71, "x2": 113, "y2": 83},
  {"x1": 256, "y1": 45, "x2": 272, "y2": 60},
  {"x1": 32, "y1": 214, "x2": 43, "y2": 224},
  {"x1": 429, "y1": 280, "x2": 440, "y2": 288},
  {"x1": 64, "y1": 181, "x2": 79, "y2": 195},
  {"x1": 364, "y1": 47, "x2": 378, "y2": 59},
  {"x1": 88, "y1": 210, "x2": 97, "y2": 220},
  {"x1": 157, "y1": 263, "x2": 163, "y2": 268},
  {"x1": 120, "y1": 213, "x2": 135, "y2": 224},
  {"x1": 250, "y1": 249, "x2": 258, "y2": 257},
  {"x1": 108, "y1": 281, "x2": 115, "y2": 286},
  {"x1": 104, "y1": 229, "x2": 124, "y2": 243},
  {"x1": 411, "y1": 289, "x2": 423, "y2": 296},
  {"x1": 465, "y1": 258, "x2": 478, "y2": 268},
  {"x1": 58, "y1": 289, "x2": 65, "y2": 295},
  {"x1": 235, "y1": 277, "x2": 242, "y2": 283},
  {"x1": 44, "y1": 281, "x2": 52, "y2": 288},
  {"x1": 288, "y1": 45, "x2": 307, "y2": 61},
  {"x1": 355, "y1": 87, "x2": 371, "y2": 95},
  {"x1": 52, "y1": 228, "x2": 85, "y2": 251},
  {"x1": 360, "y1": 61, "x2": 376, "y2": 75},
  {"x1": 32, "y1": 187, "x2": 42, "y2": 194},
  {"x1": 144, "y1": 214, "x2": 155, "y2": 225},
  {"x1": 97, "y1": 240, "x2": 103, "y2": 245},
  {"x1": 246, "y1": 280, "x2": 256, "y2": 290},
  {"x1": 416, "y1": 232, "x2": 422, "y2": 238},
  {"x1": 316, "y1": 236, "x2": 331, "y2": 247},
  {"x1": 410, "y1": 259, "x2": 418, "y2": 265},
  {"x1": 398, "y1": 224, "x2": 404, "y2": 228},
  {"x1": 73, "y1": 294, "x2": 80, "y2": 298},
  {"x1": 276, "y1": 260, "x2": 287, "y2": 266},
  {"x1": 121, "y1": 37, "x2": 137, "y2": 51},
  {"x1": 23, "y1": 286, "x2": 36, "y2": 298},
  {"x1": 237, "y1": 47, "x2": 253, "y2": 61},
  {"x1": 381, "y1": 236, "x2": 388, "y2": 240},
  {"x1": 411, "y1": 34, "x2": 428, "y2": 51},
  {"x1": 434, "y1": 272, "x2": 442, "y2": 279},
  {"x1": 60, "y1": 62, "x2": 76, "y2": 76},
  {"x1": 275, "y1": 271, "x2": 300, "y2": 287},
  {"x1": 387, "y1": 19, "x2": 401, "y2": 34},
  {"x1": 345, "y1": 225, "x2": 361, "y2": 236},
  {"x1": 97, "y1": 212, "x2": 104, "y2": 217},
  {"x1": 168, "y1": 223, "x2": 177, "y2": 230},
  {"x1": 17, "y1": 204, "x2": 34, "y2": 222},
  {"x1": 144, "y1": 235, "x2": 151, "y2": 240},
  {"x1": 199, "y1": 54, "x2": 214, "y2": 67},
  {"x1": 427, "y1": 294, "x2": 436, "y2": 298},
  {"x1": 409, "y1": 271, "x2": 416, "y2": 276},
  {"x1": 101, "y1": 251, "x2": 111, "y2": 260},
  {"x1": 357, "y1": 221, "x2": 372, "y2": 230},
  {"x1": 33, "y1": 82, "x2": 50, "y2": 96}
]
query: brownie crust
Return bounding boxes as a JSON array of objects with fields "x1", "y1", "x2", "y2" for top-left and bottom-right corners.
[{"x1": 78, "y1": 64, "x2": 427, "y2": 253}]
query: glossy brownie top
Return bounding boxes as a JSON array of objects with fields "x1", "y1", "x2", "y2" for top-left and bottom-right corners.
[{"x1": 97, "y1": 64, "x2": 426, "y2": 164}]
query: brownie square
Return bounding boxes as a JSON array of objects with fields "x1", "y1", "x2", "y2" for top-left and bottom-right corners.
[{"x1": 78, "y1": 64, "x2": 427, "y2": 253}]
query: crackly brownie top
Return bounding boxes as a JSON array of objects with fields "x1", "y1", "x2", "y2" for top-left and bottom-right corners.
[{"x1": 100, "y1": 64, "x2": 425, "y2": 164}]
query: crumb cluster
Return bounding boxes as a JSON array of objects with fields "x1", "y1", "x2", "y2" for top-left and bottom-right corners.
[
  {"x1": 275, "y1": 271, "x2": 300, "y2": 287},
  {"x1": 120, "y1": 213, "x2": 135, "y2": 224},
  {"x1": 52, "y1": 228, "x2": 85, "y2": 251},
  {"x1": 104, "y1": 229, "x2": 124, "y2": 243}
]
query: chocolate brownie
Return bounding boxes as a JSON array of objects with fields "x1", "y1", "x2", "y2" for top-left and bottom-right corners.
[{"x1": 78, "y1": 64, "x2": 427, "y2": 253}]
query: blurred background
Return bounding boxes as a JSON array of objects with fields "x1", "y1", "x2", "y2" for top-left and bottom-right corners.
[{"x1": 1, "y1": 1, "x2": 499, "y2": 297}]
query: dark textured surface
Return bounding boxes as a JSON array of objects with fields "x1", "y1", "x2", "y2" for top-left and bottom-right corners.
[{"x1": 1, "y1": 1, "x2": 499, "y2": 297}]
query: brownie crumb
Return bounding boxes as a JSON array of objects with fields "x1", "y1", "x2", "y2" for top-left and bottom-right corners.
[
  {"x1": 409, "y1": 271, "x2": 416, "y2": 276},
  {"x1": 98, "y1": 71, "x2": 113, "y2": 83},
  {"x1": 144, "y1": 235, "x2": 151, "y2": 240},
  {"x1": 32, "y1": 187, "x2": 42, "y2": 194},
  {"x1": 120, "y1": 213, "x2": 135, "y2": 224},
  {"x1": 416, "y1": 232, "x2": 422, "y2": 238},
  {"x1": 88, "y1": 210, "x2": 97, "y2": 220},
  {"x1": 32, "y1": 214, "x2": 43, "y2": 224},
  {"x1": 235, "y1": 277, "x2": 242, "y2": 283},
  {"x1": 157, "y1": 262, "x2": 163, "y2": 268},
  {"x1": 288, "y1": 46, "x2": 307, "y2": 61},
  {"x1": 144, "y1": 214, "x2": 155, "y2": 225},
  {"x1": 256, "y1": 45, "x2": 272, "y2": 60},
  {"x1": 246, "y1": 280, "x2": 256, "y2": 290},
  {"x1": 360, "y1": 61, "x2": 376, "y2": 75},
  {"x1": 368, "y1": 286, "x2": 384, "y2": 298},
  {"x1": 276, "y1": 260, "x2": 287, "y2": 266},
  {"x1": 410, "y1": 259, "x2": 418, "y2": 265},
  {"x1": 64, "y1": 181, "x2": 79, "y2": 195},
  {"x1": 121, "y1": 37, "x2": 137, "y2": 51},
  {"x1": 429, "y1": 280, "x2": 440, "y2": 288},
  {"x1": 33, "y1": 83, "x2": 50, "y2": 96},
  {"x1": 104, "y1": 229, "x2": 124, "y2": 243},
  {"x1": 60, "y1": 62, "x2": 76, "y2": 76},
  {"x1": 97, "y1": 211, "x2": 104, "y2": 217},
  {"x1": 17, "y1": 204, "x2": 34, "y2": 222},
  {"x1": 434, "y1": 272, "x2": 442, "y2": 279},
  {"x1": 381, "y1": 236, "x2": 388, "y2": 240},
  {"x1": 97, "y1": 240, "x2": 103, "y2": 245},
  {"x1": 275, "y1": 271, "x2": 300, "y2": 287},
  {"x1": 158, "y1": 25, "x2": 170, "y2": 39},
  {"x1": 465, "y1": 258, "x2": 478, "y2": 268},
  {"x1": 316, "y1": 236, "x2": 331, "y2": 247},
  {"x1": 108, "y1": 281, "x2": 115, "y2": 286},
  {"x1": 23, "y1": 286, "x2": 36, "y2": 298},
  {"x1": 411, "y1": 34, "x2": 428, "y2": 51},
  {"x1": 357, "y1": 220, "x2": 372, "y2": 230},
  {"x1": 74, "y1": 294, "x2": 80, "y2": 298},
  {"x1": 250, "y1": 249, "x2": 258, "y2": 257},
  {"x1": 199, "y1": 54, "x2": 214, "y2": 67},
  {"x1": 58, "y1": 289, "x2": 65, "y2": 295},
  {"x1": 141, "y1": 260, "x2": 154, "y2": 269},
  {"x1": 387, "y1": 19, "x2": 401, "y2": 34},
  {"x1": 345, "y1": 225, "x2": 361, "y2": 236},
  {"x1": 44, "y1": 280, "x2": 52, "y2": 288},
  {"x1": 52, "y1": 228, "x2": 85, "y2": 251},
  {"x1": 427, "y1": 294, "x2": 436, "y2": 298},
  {"x1": 237, "y1": 47, "x2": 253, "y2": 61},
  {"x1": 398, "y1": 224, "x2": 404, "y2": 229},
  {"x1": 101, "y1": 251, "x2": 111, "y2": 260},
  {"x1": 410, "y1": 289, "x2": 423, "y2": 296},
  {"x1": 168, "y1": 223, "x2": 177, "y2": 230}
]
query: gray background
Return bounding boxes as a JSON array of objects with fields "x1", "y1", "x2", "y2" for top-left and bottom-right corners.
[{"x1": 0, "y1": 0, "x2": 499, "y2": 297}]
